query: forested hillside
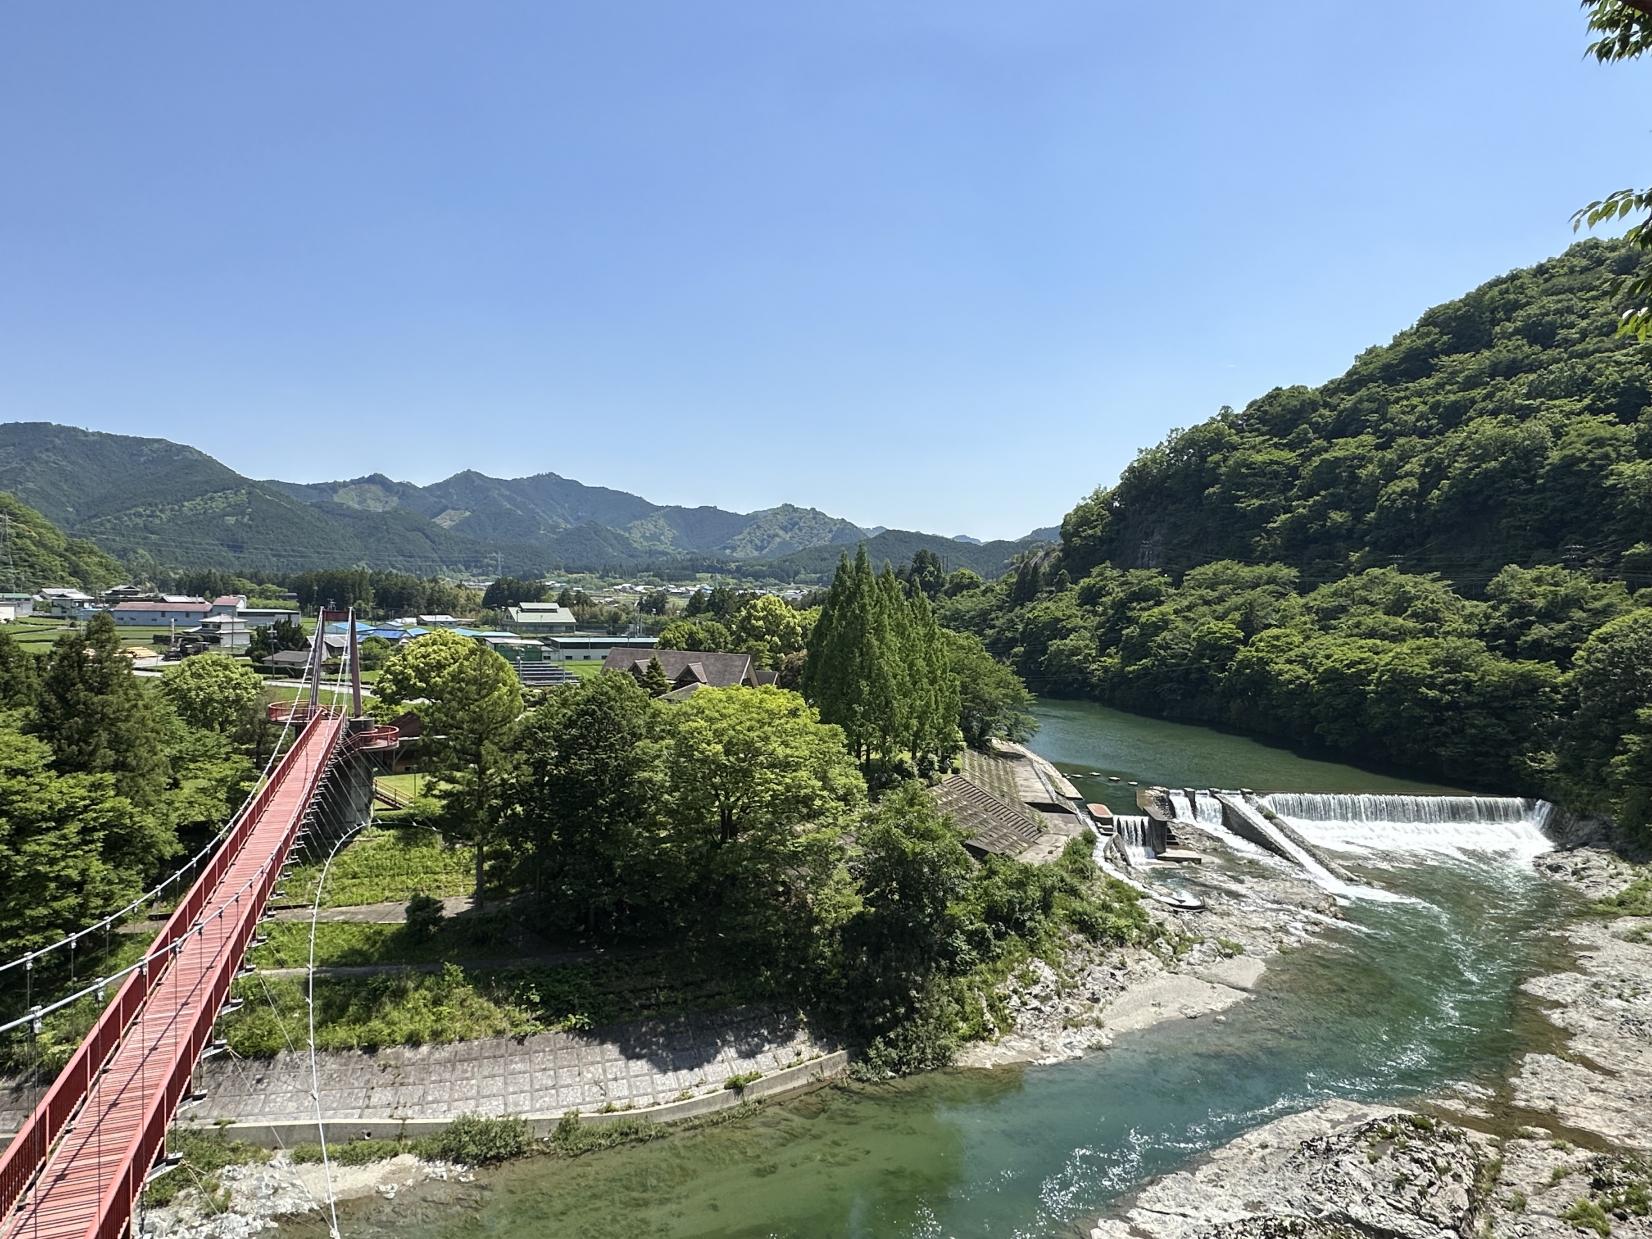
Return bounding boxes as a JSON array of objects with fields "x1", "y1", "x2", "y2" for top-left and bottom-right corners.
[
  {"x1": 948, "y1": 240, "x2": 1652, "y2": 839},
  {"x1": 0, "y1": 424, "x2": 922, "y2": 574},
  {"x1": 0, "y1": 492, "x2": 122, "y2": 591},
  {"x1": 1061, "y1": 239, "x2": 1652, "y2": 588}
]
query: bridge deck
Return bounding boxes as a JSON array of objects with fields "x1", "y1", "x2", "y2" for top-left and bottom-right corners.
[{"x1": 1, "y1": 715, "x2": 345, "y2": 1239}]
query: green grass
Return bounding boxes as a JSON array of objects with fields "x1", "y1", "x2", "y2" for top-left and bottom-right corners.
[
  {"x1": 282, "y1": 824, "x2": 474, "y2": 908},
  {"x1": 375, "y1": 772, "x2": 446, "y2": 799},
  {"x1": 1594, "y1": 876, "x2": 1652, "y2": 918},
  {"x1": 558, "y1": 660, "x2": 603, "y2": 678},
  {"x1": 263, "y1": 684, "x2": 366, "y2": 705},
  {"x1": 248, "y1": 918, "x2": 514, "y2": 969},
  {"x1": 222, "y1": 956, "x2": 747, "y2": 1055}
]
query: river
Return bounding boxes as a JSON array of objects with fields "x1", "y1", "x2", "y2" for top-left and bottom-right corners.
[{"x1": 281, "y1": 701, "x2": 1568, "y2": 1239}]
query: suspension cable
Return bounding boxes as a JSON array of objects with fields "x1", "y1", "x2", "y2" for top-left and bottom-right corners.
[{"x1": 0, "y1": 638, "x2": 317, "y2": 979}]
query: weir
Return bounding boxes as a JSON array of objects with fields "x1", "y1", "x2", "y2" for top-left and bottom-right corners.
[
  {"x1": 1263, "y1": 793, "x2": 1555, "y2": 860},
  {"x1": 1213, "y1": 794, "x2": 1356, "y2": 885}
]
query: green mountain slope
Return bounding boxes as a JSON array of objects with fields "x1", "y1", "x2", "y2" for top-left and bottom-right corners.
[
  {"x1": 0, "y1": 423, "x2": 923, "y2": 574},
  {"x1": 770, "y1": 528, "x2": 1049, "y2": 579},
  {"x1": 0, "y1": 491, "x2": 123, "y2": 591},
  {"x1": 0, "y1": 424, "x2": 509, "y2": 575},
  {"x1": 279, "y1": 467, "x2": 869, "y2": 558},
  {"x1": 1061, "y1": 238, "x2": 1652, "y2": 587}
]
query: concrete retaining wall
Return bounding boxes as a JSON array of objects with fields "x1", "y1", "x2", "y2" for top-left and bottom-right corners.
[{"x1": 175, "y1": 1050, "x2": 850, "y2": 1149}]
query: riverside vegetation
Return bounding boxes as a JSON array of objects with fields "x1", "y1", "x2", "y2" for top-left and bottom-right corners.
[
  {"x1": 939, "y1": 238, "x2": 1652, "y2": 841},
  {"x1": 0, "y1": 540, "x2": 1137, "y2": 1081}
]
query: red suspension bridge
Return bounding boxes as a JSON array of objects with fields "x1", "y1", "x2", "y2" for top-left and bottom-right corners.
[{"x1": 0, "y1": 614, "x2": 396, "y2": 1239}]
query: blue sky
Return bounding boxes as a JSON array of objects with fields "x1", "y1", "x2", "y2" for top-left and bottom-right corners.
[{"x1": 0, "y1": 2, "x2": 1644, "y2": 540}]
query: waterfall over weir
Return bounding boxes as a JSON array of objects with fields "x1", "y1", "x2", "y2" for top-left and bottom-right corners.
[{"x1": 1263, "y1": 793, "x2": 1554, "y2": 861}]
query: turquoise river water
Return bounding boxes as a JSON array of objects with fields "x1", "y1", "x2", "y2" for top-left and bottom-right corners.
[{"x1": 281, "y1": 700, "x2": 1571, "y2": 1239}]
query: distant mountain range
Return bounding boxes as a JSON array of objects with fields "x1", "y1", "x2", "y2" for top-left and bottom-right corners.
[{"x1": 0, "y1": 423, "x2": 1053, "y2": 579}]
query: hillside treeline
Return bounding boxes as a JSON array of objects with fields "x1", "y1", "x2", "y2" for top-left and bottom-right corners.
[
  {"x1": 1061, "y1": 240, "x2": 1652, "y2": 587},
  {"x1": 945, "y1": 240, "x2": 1652, "y2": 838}
]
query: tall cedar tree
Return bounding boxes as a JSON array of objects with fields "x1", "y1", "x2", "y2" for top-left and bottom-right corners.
[
  {"x1": 0, "y1": 628, "x2": 37, "y2": 709},
  {"x1": 804, "y1": 548, "x2": 960, "y2": 771},
  {"x1": 34, "y1": 613, "x2": 170, "y2": 807},
  {"x1": 30, "y1": 613, "x2": 178, "y2": 876}
]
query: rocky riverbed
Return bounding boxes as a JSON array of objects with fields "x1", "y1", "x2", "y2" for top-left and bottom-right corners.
[
  {"x1": 139, "y1": 1154, "x2": 469, "y2": 1239},
  {"x1": 1082, "y1": 842, "x2": 1652, "y2": 1239},
  {"x1": 957, "y1": 821, "x2": 1342, "y2": 1067}
]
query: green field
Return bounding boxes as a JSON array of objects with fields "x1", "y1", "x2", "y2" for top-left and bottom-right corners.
[
  {"x1": 282, "y1": 824, "x2": 474, "y2": 908},
  {"x1": 222, "y1": 953, "x2": 746, "y2": 1055},
  {"x1": 375, "y1": 772, "x2": 447, "y2": 799},
  {"x1": 6, "y1": 618, "x2": 198, "y2": 654},
  {"x1": 560, "y1": 660, "x2": 602, "y2": 678}
]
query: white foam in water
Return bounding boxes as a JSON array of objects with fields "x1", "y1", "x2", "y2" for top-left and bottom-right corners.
[
  {"x1": 1111, "y1": 816, "x2": 1157, "y2": 867},
  {"x1": 1219, "y1": 795, "x2": 1410, "y2": 903},
  {"x1": 1263, "y1": 794, "x2": 1554, "y2": 862},
  {"x1": 1169, "y1": 789, "x2": 1277, "y2": 863}
]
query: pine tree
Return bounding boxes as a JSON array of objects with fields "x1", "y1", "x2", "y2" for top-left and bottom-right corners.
[
  {"x1": 33, "y1": 613, "x2": 170, "y2": 808},
  {"x1": 642, "y1": 655, "x2": 673, "y2": 697}
]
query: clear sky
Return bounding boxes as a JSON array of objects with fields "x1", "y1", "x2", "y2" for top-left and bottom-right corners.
[{"x1": 0, "y1": 2, "x2": 1645, "y2": 540}]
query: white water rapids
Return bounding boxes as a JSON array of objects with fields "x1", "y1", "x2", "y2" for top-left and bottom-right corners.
[
  {"x1": 1159, "y1": 789, "x2": 1555, "y2": 903},
  {"x1": 1262, "y1": 793, "x2": 1554, "y2": 862}
]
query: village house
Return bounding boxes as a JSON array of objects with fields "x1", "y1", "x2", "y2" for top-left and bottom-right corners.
[
  {"x1": 602, "y1": 647, "x2": 760, "y2": 698},
  {"x1": 37, "y1": 587, "x2": 93, "y2": 617}
]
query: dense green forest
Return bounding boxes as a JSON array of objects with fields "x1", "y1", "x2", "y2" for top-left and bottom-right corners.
[
  {"x1": 943, "y1": 239, "x2": 1652, "y2": 839},
  {"x1": 0, "y1": 493, "x2": 123, "y2": 592},
  {"x1": 1061, "y1": 240, "x2": 1652, "y2": 587},
  {"x1": 0, "y1": 616, "x2": 260, "y2": 961}
]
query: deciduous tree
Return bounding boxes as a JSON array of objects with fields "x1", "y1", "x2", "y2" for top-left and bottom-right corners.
[{"x1": 377, "y1": 631, "x2": 522, "y2": 905}]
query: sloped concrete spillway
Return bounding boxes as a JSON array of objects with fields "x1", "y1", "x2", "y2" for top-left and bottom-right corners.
[
  {"x1": 1262, "y1": 793, "x2": 1554, "y2": 862},
  {"x1": 1160, "y1": 789, "x2": 1558, "y2": 902}
]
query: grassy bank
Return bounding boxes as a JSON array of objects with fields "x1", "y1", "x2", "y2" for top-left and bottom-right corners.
[
  {"x1": 281, "y1": 824, "x2": 474, "y2": 908},
  {"x1": 221, "y1": 955, "x2": 749, "y2": 1055}
]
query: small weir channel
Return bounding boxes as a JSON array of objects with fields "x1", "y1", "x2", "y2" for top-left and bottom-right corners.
[{"x1": 286, "y1": 704, "x2": 1579, "y2": 1239}]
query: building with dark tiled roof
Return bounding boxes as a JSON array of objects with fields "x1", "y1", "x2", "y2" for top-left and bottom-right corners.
[{"x1": 603, "y1": 647, "x2": 759, "y2": 697}]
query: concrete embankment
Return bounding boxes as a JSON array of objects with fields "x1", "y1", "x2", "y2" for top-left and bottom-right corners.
[{"x1": 182, "y1": 1050, "x2": 850, "y2": 1149}]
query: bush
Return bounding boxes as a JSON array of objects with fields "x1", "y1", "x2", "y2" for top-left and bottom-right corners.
[
  {"x1": 405, "y1": 893, "x2": 445, "y2": 940},
  {"x1": 426, "y1": 1114, "x2": 532, "y2": 1165}
]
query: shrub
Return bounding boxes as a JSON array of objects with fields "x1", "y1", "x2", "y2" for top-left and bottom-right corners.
[
  {"x1": 405, "y1": 893, "x2": 445, "y2": 941},
  {"x1": 426, "y1": 1114, "x2": 532, "y2": 1165},
  {"x1": 1562, "y1": 1198, "x2": 1612, "y2": 1237}
]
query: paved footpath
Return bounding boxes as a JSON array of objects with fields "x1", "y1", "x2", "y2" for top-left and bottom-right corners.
[
  {"x1": 200, "y1": 1006, "x2": 826, "y2": 1126},
  {"x1": 2, "y1": 1007, "x2": 830, "y2": 1132}
]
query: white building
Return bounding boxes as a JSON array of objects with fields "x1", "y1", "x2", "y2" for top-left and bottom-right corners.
[
  {"x1": 543, "y1": 634, "x2": 658, "y2": 662},
  {"x1": 38, "y1": 587, "x2": 93, "y2": 617},
  {"x1": 189, "y1": 615, "x2": 253, "y2": 652}
]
